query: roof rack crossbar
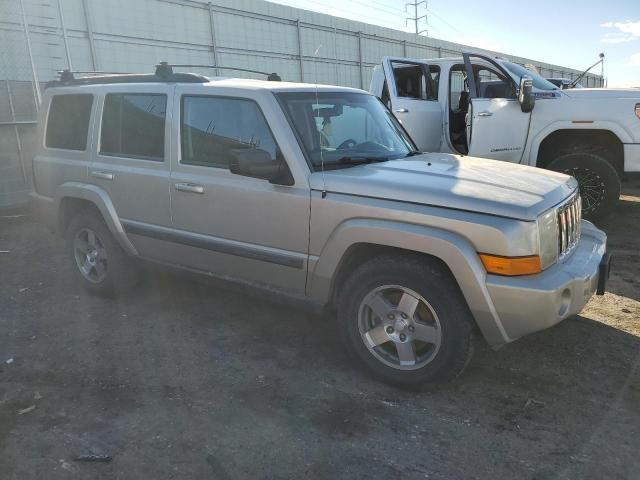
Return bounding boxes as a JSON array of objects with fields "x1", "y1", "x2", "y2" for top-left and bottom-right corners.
[
  {"x1": 155, "y1": 62, "x2": 282, "y2": 81},
  {"x1": 47, "y1": 67, "x2": 209, "y2": 88}
]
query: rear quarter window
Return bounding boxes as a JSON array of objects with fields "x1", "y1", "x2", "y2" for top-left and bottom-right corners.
[{"x1": 45, "y1": 94, "x2": 93, "y2": 151}]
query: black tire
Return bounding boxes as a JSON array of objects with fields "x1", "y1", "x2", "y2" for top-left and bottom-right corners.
[
  {"x1": 66, "y1": 211, "x2": 138, "y2": 296},
  {"x1": 337, "y1": 255, "x2": 475, "y2": 385},
  {"x1": 547, "y1": 152, "x2": 620, "y2": 222}
]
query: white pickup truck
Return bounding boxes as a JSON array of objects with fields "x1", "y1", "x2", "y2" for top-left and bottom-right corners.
[{"x1": 370, "y1": 52, "x2": 640, "y2": 220}]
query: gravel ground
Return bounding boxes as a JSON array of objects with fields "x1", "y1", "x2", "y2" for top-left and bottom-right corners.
[{"x1": 1, "y1": 179, "x2": 639, "y2": 480}]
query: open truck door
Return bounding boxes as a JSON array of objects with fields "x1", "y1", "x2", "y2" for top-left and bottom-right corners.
[
  {"x1": 462, "y1": 52, "x2": 531, "y2": 163},
  {"x1": 381, "y1": 57, "x2": 442, "y2": 152}
]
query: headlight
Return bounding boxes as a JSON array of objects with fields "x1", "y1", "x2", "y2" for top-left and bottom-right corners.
[
  {"x1": 537, "y1": 207, "x2": 559, "y2": 270},
  {"x1": 636, "y1": 103, "x2": 640, "y2": 120}
]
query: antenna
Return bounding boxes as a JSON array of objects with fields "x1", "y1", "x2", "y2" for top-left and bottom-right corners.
[
  {"x1": 405, "y1": 1, "x2": 428, "y2": 36},
  {"x1": 313, "y1": 44, "x2": 327, "y2": 199}
]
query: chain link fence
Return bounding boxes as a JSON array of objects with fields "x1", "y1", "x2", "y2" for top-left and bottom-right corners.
[{"x1": 0, "y1": 0, "x2": 605, "y2": 207}]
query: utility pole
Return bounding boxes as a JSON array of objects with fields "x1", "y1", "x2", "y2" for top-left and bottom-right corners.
[{"x1": 405, "y1": 1, "x2": 428, "y2": 36}]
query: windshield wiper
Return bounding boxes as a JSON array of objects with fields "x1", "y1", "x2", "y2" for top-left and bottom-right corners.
[
  {"x1": 333, "y1": 156, "x2": 389, "y2": 165},
  {"x1": 404, "y1": 150, "x2": 421, "y2": 157}
]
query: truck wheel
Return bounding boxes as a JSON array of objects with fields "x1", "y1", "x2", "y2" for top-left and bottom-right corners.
[
  {"x1": 337, "y1": 255, "x2": 475, "y2": 385},
  {"x1": 66, "y1": 212, "x2": 137, "y2": 296},
  {"x1": 547, "y1": 152, "x2": 620, "y2": 222}
]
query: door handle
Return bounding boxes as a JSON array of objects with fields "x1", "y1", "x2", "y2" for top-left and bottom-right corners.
[
  {"x1": 476, "y1": 111, "x2": 493, "y2": 117},
  {"x1": 394, "y1": 108, "x2": 409, "y2": 113},
  {"x1": 175, "y1": 182, "x2": 204, "y2": 194},
  {"x1": 90, "y1": 170, "x2": 114, "y2": 180}
]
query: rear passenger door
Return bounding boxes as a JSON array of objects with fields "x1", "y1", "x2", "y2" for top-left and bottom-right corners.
[
  {"x1": 381, "y1": 57, "x2": 442, "y2": 152},
  {"x1": 90, "y1": 86, "x2": 172, "y2": 256},
  {"x1": 168, "y1": 88, "x2": 309, "y2": 295}
]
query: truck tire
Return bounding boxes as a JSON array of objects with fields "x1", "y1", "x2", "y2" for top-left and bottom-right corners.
[
  {"x1": 547, "y1": 152, "x2": 620, "y2": 222},
  {"x1": 337, "y1": 255, "x2": 475, "y2": 385},
  {"x1": 66, "y1": 212, "x2": 138, "y2": 296}
]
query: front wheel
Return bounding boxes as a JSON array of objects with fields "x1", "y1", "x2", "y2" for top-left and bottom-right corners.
[
  {"x1": 547, "y1": 152, "x2": 620, "y2": 222},
  {"x1": 337, "y1": 255, "x2": 475, "y2": 385}
]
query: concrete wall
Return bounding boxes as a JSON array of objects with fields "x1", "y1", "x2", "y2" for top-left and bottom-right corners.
[{"x1": 0, "y1": 0, "x2": 605, "y2": 207}]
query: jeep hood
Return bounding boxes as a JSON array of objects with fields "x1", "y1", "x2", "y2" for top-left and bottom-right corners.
[
  {"x1": 561, "y1": 88, "x2": 640, "y2": 100},
  {"x1": 310, "y1": 153, "x2": 577, "y2": 220}
]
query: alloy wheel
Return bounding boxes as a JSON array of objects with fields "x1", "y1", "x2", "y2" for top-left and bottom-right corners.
[
  {"x1": 564, "y1": 167, "x2": 605, "y2": 215},
  {"x1": 73, "y1": 228, "x2": 108, "y2": 283},
  {"x1": 358, "y1": 285, "x2": 442, "y2": 370}
]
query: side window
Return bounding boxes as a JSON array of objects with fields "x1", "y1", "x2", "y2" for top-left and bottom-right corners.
[
  {"x1": 100, "y1": 93, "x2": 166, "y2": 161},
  {"x1": 391, "y1": 62, "x2": 437, "y2": 100},
  {"x1": 45, "y1": 94, "x2": 93, "y2": 151},
  {"x1": 181, "y1": 96, "x2": 279, "y2": 169},
  {"x1": 449, "y1": 67, "x2": 466, "y2": 110},
  {"x1": 381, "y1": 81, "x2": 391, "y2": 108},
  {"x1": 428, "y1": 66, "x2": 441, "y2": 100},
  {"x1": 474, "y1": 66, "x2": 515, "y2": 99}
]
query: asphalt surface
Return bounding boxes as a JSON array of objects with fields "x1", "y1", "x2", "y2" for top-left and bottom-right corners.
[{"x1": 1, "y1": 181, "x2": 639, "y2": 479}]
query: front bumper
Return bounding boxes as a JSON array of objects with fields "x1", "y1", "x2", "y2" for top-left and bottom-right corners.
[{"x1": 485, "y1": 221, "x2": 608, "y2": 343}]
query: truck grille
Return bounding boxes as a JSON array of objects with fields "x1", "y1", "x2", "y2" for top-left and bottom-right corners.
[{"x1": 558, "y1": 193, "x2": 582, "y2": 259}]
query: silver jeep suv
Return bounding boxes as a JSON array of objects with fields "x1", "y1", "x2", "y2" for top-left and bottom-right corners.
[{"x1": 31, "y1": 67, "x2": 611, "y2": 385}]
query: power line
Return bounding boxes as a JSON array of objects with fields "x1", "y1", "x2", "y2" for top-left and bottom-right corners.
[
  {"x1": 425, "y1": 7, "x2": 465, "y2": 36},
  {"x1": 405, "y1": 0, "x2": 427, "y2": 35}
]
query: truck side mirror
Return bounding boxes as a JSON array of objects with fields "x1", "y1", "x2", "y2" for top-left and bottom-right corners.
[
  {"x1": 519, "y1": 77, "x2": 535, "y2": 113},
  {"x1": 229, "y1": 148, "x2": 293, "y2": 186}
]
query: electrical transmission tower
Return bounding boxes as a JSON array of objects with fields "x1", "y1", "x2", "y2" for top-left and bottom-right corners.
[{"x1": 405, "y1": 1, "x2": 428, "y2": 36}]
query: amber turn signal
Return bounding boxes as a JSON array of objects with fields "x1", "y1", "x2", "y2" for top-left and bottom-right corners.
[{"x1": 479, "y1": 254, "x2": 542, "y2": 276}]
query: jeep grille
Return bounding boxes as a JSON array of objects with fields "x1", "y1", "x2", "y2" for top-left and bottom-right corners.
[{"x1": 558, "y1": 193, "x2": 582, "y2": 260}]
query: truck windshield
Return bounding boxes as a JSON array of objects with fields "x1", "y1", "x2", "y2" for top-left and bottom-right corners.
[
  {"x1": 501, "y1": 61, "x2": 560, "y2": 91},
  {"x1": 276, "y1": 92, "x2": 416, "y2": 170}
]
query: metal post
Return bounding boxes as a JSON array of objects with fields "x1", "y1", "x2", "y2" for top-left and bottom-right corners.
[
  {"x1": 207, "y1": 2, "x2": 219, "y2": 76},
  {"x1": 357, "y1": 31, "x2": 363, "y2": 89},
  {"x1": 403, "y1": 40, "x2": 407, "y2": 57},
  {"x1": 5, "y1": 81, "x2": 28, "y2": 186},
  {"x1": 333, "y1": 27, "x2": 338, "y2": 84},
  {"x1": 19, "y1": 0, "x2": 41, "y2": 108},
  {"x1": 296, "y1": 19, "x2": 304, "y2": 82},
  {"x1": 57, "y1": 0, "x2": 72, "y2": 70},
  {"x1": 437, "y1": 47, "x2": 442, "y2": 58},
  {"x1": 82, "y1": 0, "x2": 97, "y2": 69}
]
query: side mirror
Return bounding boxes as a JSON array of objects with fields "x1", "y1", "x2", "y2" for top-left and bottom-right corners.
[
  {"x1": 518, "y1": 76, "x2": 535, "y2": 113},
  {"x1": 229, "y1": 148, "x2": 293, "y2": 185}
]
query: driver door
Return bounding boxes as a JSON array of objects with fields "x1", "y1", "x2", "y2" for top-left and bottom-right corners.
[
  {"x1": 463, "y1": 53, "x2": 531, "y2": 163},
  {"x1": 381, "y1": 57, "x2": 442, "y2": 152}
]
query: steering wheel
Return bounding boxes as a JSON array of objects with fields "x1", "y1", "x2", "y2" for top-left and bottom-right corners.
[{"x1": 337, "y1": 139, "x2": 357, "y2": 150}]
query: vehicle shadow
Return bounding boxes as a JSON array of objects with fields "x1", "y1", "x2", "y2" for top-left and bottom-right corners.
[{"x1": 595, "y1": 192, "x2": 640, "y2": 302}]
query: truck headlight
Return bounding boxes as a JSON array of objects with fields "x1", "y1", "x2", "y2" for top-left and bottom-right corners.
[
  {"x1": 636, "y1": 103, "x2": 640, "y2": 120},
  {"x1": 537, "y1": 207, "x2": 559, "y2": 269}
]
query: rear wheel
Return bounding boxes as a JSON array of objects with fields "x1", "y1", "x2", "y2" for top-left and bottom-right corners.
[
  {"x1": 337, "y1": 255, "x2": 475, "y2": 385},
  {"x1": 547, "y1": 152, "x2": 620, "y2": 222},
  {"x1": 66, "y1": 212, "x2": 138, "y2": 296}
]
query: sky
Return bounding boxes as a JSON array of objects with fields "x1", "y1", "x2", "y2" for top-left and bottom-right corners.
[{"x1": 269, "y1": 0, "x2": 639, "y2": 87}]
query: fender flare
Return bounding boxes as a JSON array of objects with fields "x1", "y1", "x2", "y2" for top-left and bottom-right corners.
[
  {"x1": 525, "y1": 121, "x2": 632, "y2": 166},
  {"x1": 307, "y1": 218, "x2": 511, "y2": 347},
  {"x1": 55, "y1": 182, "x2": 138, "y2": 256}
]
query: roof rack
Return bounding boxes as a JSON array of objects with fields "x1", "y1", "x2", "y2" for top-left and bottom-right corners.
[
  {"x1": 156, "y1": 63, "x2": 282, "y2": 81},
  {"x1": 47, "y1": 68, "x2": 208, "y2": 89},
  {"x1": 46, "y1": 62, "x2": 282, "y2": 88}
]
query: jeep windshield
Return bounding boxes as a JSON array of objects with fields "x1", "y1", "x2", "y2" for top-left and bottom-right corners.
[
  {"x1": 276, "y1": 91, "x2": 416, "y2": 170},
  {"x1": 500, "y1": 61, "x2": 560, "y2": 91}
]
